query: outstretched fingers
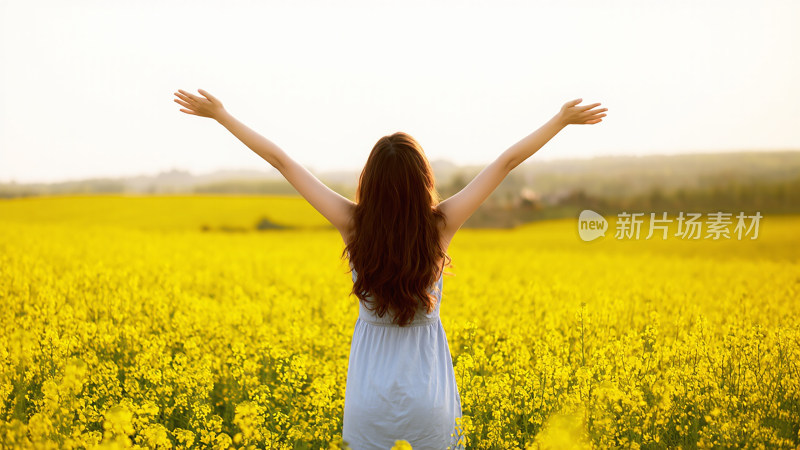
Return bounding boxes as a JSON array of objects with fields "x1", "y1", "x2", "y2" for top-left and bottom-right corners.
[
  {"x1": 174, "y1": 91, "x2": 202, "y2": 115},
  {"x1": 577, "y1": 105, "x2": 608, "y2": 124},
  {"x1": 582, "y1": 113, "x2": 606, "y2": 124},
  {"x1": 560, "y1": 98, "x2": 607, "y2": 125},
  {"x1": 578, "y1": 102, "x2": 602, "y2": 112},
  {"x1": 177, "y1": 89, "x2": 202, "y2": 103},
  {"x1": 175, "y1": 91, "x2": 197, "y2": 104},
  {"x1": 583, "y1": 107, "x2": 607, "y2": 117},
  {"x1": 198, "y1": 89, "x2": 218, "y2": 103}
]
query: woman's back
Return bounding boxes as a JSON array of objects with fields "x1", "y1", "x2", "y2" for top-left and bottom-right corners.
[{"x1": 342, "y1": 264, "x2": 464, "y2": 450}]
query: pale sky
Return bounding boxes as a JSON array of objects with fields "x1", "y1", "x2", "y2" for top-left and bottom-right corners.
[{"x1": 1, "y1": 0, "x2": 798, "y2": 184}]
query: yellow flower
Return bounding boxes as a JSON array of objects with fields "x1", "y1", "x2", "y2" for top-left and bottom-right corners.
[{"x1": 391, "y1": 440, "x2": 413, "y2": 450}]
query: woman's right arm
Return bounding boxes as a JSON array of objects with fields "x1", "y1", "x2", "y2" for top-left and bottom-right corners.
[{"x1": 436, "y1": 98, "x2": 607, "y2": 237}]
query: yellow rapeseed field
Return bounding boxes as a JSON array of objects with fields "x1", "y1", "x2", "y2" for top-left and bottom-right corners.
[{"x1": 1, "y1": 195, "x2": 798, "y2": 449}]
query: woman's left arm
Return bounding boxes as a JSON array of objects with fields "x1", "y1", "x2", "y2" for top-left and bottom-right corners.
[{"x1": 174, "y1": 89, "x2": 355, "y2": 235}]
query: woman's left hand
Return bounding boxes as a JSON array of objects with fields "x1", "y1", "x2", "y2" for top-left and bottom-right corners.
[{"x1": 174, "y1": 89, "x2": 226, "y2": 120}]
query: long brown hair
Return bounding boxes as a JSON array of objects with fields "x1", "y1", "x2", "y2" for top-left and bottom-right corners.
[{"x1": 341, "y1": 132, "x2": 452, "y2": 327}]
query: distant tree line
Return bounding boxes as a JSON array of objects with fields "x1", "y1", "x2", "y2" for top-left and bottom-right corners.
[{"x1": 2, "y1": 151, "x2": 798, "y2": 228}]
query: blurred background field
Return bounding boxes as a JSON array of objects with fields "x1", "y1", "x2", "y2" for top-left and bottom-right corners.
[
  {"x1": 1, "y1": 195, "x2": 798, "y2": 448},
  {"x1": 3, "y1": 151, "x2": 799, "y2": 229}
]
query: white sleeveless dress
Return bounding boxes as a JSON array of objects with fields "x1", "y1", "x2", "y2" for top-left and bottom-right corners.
[{"x1": 342, "y1": 263, "x2": 464, "y2": 450}]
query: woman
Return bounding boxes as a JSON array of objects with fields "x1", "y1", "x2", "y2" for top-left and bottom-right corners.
[{"x1": 173, "y1": 89, "x2": 606, "y2": 449}]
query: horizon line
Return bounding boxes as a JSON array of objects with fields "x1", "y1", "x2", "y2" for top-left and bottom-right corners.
[{"x1": 3, "y1": 147, "x2": 799, "y2": 185}]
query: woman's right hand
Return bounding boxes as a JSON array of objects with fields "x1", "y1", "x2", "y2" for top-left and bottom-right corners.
[
  {"x1": 557, "y1": 98, "x2": 607, "y2": 125},
  {"x1": 174, "y1": 89, "x2": 227, "y2": 121}
]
